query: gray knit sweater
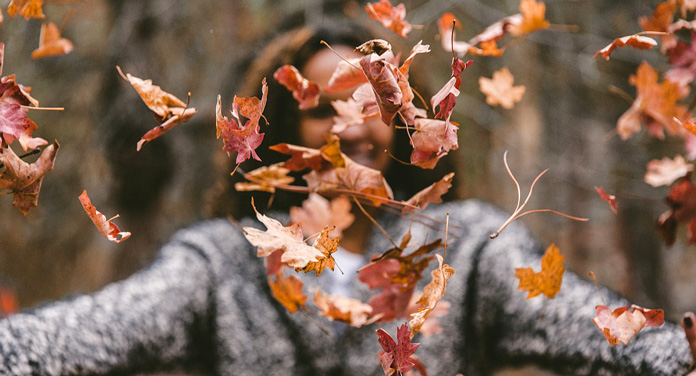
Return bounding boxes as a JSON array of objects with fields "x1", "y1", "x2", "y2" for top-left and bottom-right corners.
[{"x1": 0, "y1": 200, "x2": 691, "y2": 375}]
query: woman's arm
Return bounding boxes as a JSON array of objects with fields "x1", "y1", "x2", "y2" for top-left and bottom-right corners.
[{"x1": 0, "y1": 230, "x2": 216, "y2": 375}]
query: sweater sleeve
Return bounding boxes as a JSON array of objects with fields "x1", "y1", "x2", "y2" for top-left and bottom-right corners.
[
  {"x1": 0, "y1": 230, "x2": 216, "y2": 375},
  {"x1": 464, "y1": 201, "x2": 693, "y2": 375}
]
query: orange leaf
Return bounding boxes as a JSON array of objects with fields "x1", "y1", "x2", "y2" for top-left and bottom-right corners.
[
  {"x1": 314, "y1": 290, "x2": 375, "y2": 327},
  {"x1": 592, "y1": 304, "x2": 664, "y2": 346},
  {"x1": 295, "y1": 227, "x2": 339, "y2": 276},
  {"x1": 273, "y1": 65, "x2": 320, "y2": 110},
  {"x1": 594, "y1": 34, "x2": 658, "y2": 60},
  {"x1": 403, "y1": 173, "x2": 454, "y2": 213},
  {"x1": 268, "y1": 272, "x2": 307, "y2": 314},
  {"x1": 234, "y1": 163, "x2": 294, "y2": 193},
  {"x1": 478, "y1": 68, "x2": 526, "y2": 109},
  {"x1": 0, "y1": 142, "x2": 58, "y2": 215},
  {"x1": 31, "y1": 22, "x2": 73, "y2": 59},
  {"x1": 509, "y1": 0, "x2": 550, "y2": 36},
  {"x1": 78, "y1": 190, "x2": 131, "y2": 243},
  {"x1": 365, "y1": 0, "x2": 412, "y2": 38},
  {"x1": 290, "y1": 193, "x2": 354, "y2": 238},
  {"x1": 408, "y1": 254, "x2": 455, "y2": 338},
  {"x1": 515, "y1": 243, "x2": 564, "y2": 299},
  {"x1": 639, "y1": 1, "x2": 675, "y2": 32},
  {"x1": 7, "y1": 0, "x2": 44, "y2": 20}
]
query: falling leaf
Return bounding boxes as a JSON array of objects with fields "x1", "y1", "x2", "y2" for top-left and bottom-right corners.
[
  {"x1": 234, "y1": 163, "x2": 294, "y2": 193},
  {"x1": 595, "y1": 186, "x2": 618, "y2": 214},
  {"x1": 7, "y1": 0, "x2": 44, "y2": 20},
  {"x1": 273, "y1": 65, "x2": 320, "y2": 110},
  {"x1": 408, "y1": 254, "x2": 455, "y2": 338},
  {"x1": 645, "y1": 155, "x2": 694, "y2": 187},
  {"x1": 365, "y1": 0, "x2": 412, "y2": 38},
  {"x1": 216, "y1": 79, "x2": 267, "y2": 164},
  {"x1": 314, "y1": 290, "x2": 375, "y2": 327},
  {"x1": 508, "y1": 0, "x2": 551, "y2": 36},
  {"x1": 515, "y1": 243, "x2": 565, "y2": 299},
  {"x1": 432, "y1": 58, "x2": 472, "y2": 122},
  {"x1": 290, "y1": 193, "x2": 354, "y2": 238},
  {"x1": 78, "y1": 190, "x2": 131, "y2": 243},
  {"x1": 407, "y1": 294, "x2": 450, "y2": 337},
  {"x1": 657, "y1": 179, "x2": 696, "y2": 245},
  {"x1": 326, "y1": 58, "x2": 367, "y2": 93},
  {"x1": 639, "y1": 1, "x2": 675, "y2": 33},
  {"x1": 594, "y1": 35, "x2": 658, "y2": 60},
  {"x1": 617, "y1": 62, "x2": 690, "y2": 140},
  {"x1": 356, "y1": 39, "x2": 393, "y2": 56},
  {"x1": 269, "y1": 143, "x2": 324, "y2": 171},
  {"x1": 438, "y1": 13, "x2": 471, "y2": 56},
  {"x1": 268, "y1": 272, "x2": 307, "y2": 314},
  {"x1": 330, "y1": 98, "x2": 366, "y2": 134},
  {"x1": 359, "y1": 52, "x2": 403, "y2": 126},
  {"x1": 467, "y1": 40, "x2": 506, "y2": 57},
  {"x1": 296, "y1": 227, "x2": 339, "y2": 276},
  {"x1": 376, "y1": 323, "x2": 420, "y2": 376},
  {"x1": 0, "y1": 142, "x2": 58, "y2": 215},
  {"x1": 31, "y1": 22, "x2": 73, "y2": 59},
  {"x1": 117, "y1": 66, "x2": 197, "y2": 150},
  {"x1": 592, "y1": 304, "x2": 664, "y2": 346},
  {"x1": 243, "y1": 200, "x2": 325, "y2": 269},
  {"x1": 479, "y1": 67, "x2": 526, "y2": 109},
  {"x1": 410, "y1": 118, "x2": 459, "y2": 169},
  {"x1": 402, "y1": 173, "x2": 454, "y2": 213}
]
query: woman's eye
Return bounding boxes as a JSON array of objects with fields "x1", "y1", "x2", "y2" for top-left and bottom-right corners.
[{"x1": 302, "y1": 103, "x2": 337, "y2": 119}]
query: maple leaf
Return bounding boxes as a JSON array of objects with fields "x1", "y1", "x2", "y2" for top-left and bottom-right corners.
[
  {"x1": 594, "y1": 186, "x2": 618, "y2": 214},
  {"x1": 243, "y1": 200, "x2": 325, "y2": 269},
  {"x1": 657, "y1": 178, "x2": 696, "y2": 245},
  {"x1": 314, "y1": 290, "x2": 375, "y2": 327},
  {"x1": 117, "y1": 66, "x2": 198, "y2": 150},
  {"x1": 479, "y1": 68, "x2": 526, "y2": 109},
  {"x1": 402, "y1": 173, "x2": 454, "y2": 213},
  {"x1": 0, "y1": 103, "x2": 42, "y2": 152},
  {"x1": 408, "y1": 254, "x2": 455, "y2": 338},
  {"x1": 432, "y1": 58, "x2": 472, "y2": 122},
  {"x1": 0, "y1": 142, "x2": 58, "y2": 215},
  {"x1": 235, "y1": 163, "x2": 294, "y2": 193},
  {"x1": 617, "y1": 62, "x2": 690, "y2": 140},
  {"x1": 645, "y1": 155, "x2": 694, "y2": 187},
  {"x1": 407, "y1": 294, "x2": 450, "y2": 337},
  {"x1": 594, "y1": 34, "x2": 658, "y2": 60},
  {"x1": 592, "y1": 304, "x2": 664, "y2": 346},
  {"x1": 7, "y1": 0, "x2": 44, "y2": 20},
  {"x1": 326, "y1": 58, "x2": 367, "y2": 93},
  {"x1": 410, "y1": 118, "x2": 459, "y2": 169},
  {"x1": 330, "y1": 98, "x2": 366, "y2": 134},
  {"x1": 359, "y1": 52, "x2": 403, "y2": 126},
  {"x1": 78, "y1": 190, "x2": 131, "y2": 243},
  {"x1": 289, "y1": 193, "x2": 354, "y2": 238},
  {"x1": 216, "y1": 79, "x2": 267, "y2": 164},
  {"x1": 273, "y1": 65, "x2": 320, "y2": 110},
  {"x1": 268, "y1": 272, "x2": 307, "y2": 314},
  {"x1": 515, "y1": 243, "x2": 565, "y2": 299},
  {"x1": 31, "y1": 22, "x2": 73, "y2": 60},
  {"x1": 640, "y1": 1, "x2": 675, "y2": 33},
  {"x1": 376, "y1": 323, "x2": 420, "y2": 376},
  {"x1": 467, "y1": 40, "x2": 506, "y2": 57},
  {"x1": 365, "y1": 0, "x2": 412, "y2": 38},
  {"x1": 296, "y1": 227, "x2": 339, "y2": 276},
  {"x1": 508, "y1": 0, "x2": 551, "y2": 36}
]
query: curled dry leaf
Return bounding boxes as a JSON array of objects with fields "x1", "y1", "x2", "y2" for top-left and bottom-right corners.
[
  {"x1": 508, "y1": 0, "x2": 550, "y2": 36},
  {"x1": 594, "y1": 34, "x2": 658, "y2": 60},
  {"x1": 364, "y1": 0, "x2": 412, "y2": 38},
  {"x1": 359, "y1": 53, "x2": 403, "y2": 126},
  {"x1": 7, "y1": 0, "x2": 44, "y2": 20},
  {"x1": 326, "y1": 58, "x2": 367, "y2": 93},
  {"x1": 117, "y1": 66, "x2": 198, "y2": 150},
  {"x1": 644, "y1": 155, "x2": 694, "y2": 187},
  {"x1": 243, "y1": 200, "x2": 325, "y2": 270},
  {"x1": 407, "y1": 294, "x2": 450, "y2": 337},
  {"x1": 479, "y1": 67, "x2": 526, "y2": 109},
  {"x1": 592, "y1": 304, "x2": 664, "y2": 346},
  {"x1": 355, "y1": 39, "x2": 393, "y2": 56},
  {"x1": 216, "y1": 79, "x2": 267, "y2": 164},
  {"x1": 78, "y1": 190, "x2": 131, "y2": 243},
  {"x1": 31, "y1": 22, "x2": 73, "y2": 60},
  {"x1": 408, "y1": 254, "x2": 455, "y2": 338},
  {"x1": 314, "y1": 290, "x2": 375, "y2": 327},
  {"x1": 290, "y1": 193, "x2": 354, "y2": 238},
  {"x1": 410, "y1": 119, "x2": 459, "y2": 169},
  {"x1": 515, "y1": 243, "x2": 564, "y2": 299},
  {"x1": 268, "y1": 272, "x2": 307, "y2": 314},
  {"x1": 0, "y1": 142, "x2": 58, "y2": 215},
  {"x1": 657, "y1": 179, "x2": 696, "y2": 246},
  {"x1": 594, "y1": 186, "x2": 618, "y2": 214},
  {"x1": 403, "y1": 173, "x2": 454, "y2": 213},
  {"x1": 235, "y1": 163, "x2": 294, "y2": 193},
  {"x1": 432, "y1": 58, "x2": 472, "y2": 122},
  {"x1": 273, "y1": 65, "x2": 320, "y2": 110},
  {"x1": 376, "y1": 323, "x2": 420, "y2": 376}
]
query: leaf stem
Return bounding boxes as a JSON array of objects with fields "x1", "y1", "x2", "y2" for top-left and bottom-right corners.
[{"x1": 352, "y1": 196, "x2": 398, "y2": 248}]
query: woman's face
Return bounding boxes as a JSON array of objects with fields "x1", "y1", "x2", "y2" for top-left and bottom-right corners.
[{"x1": 299, "y1": 46, "x2": 394, "y2": 171}]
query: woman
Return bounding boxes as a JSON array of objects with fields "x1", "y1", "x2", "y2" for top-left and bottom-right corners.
[{"x1": 0, "y1": 14, "x2": 693, "y2": 376}]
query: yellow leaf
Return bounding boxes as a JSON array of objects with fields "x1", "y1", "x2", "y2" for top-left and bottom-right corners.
[{"x1": 515, "y1": 243, "x2": 564, "y2": 299}]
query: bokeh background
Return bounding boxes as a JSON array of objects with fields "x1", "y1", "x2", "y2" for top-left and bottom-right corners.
[{"x1": 0, "y1": 0, "x2": 691, "y2": 374}]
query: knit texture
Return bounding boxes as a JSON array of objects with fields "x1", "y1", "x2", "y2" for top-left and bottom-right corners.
[{"x1": 0, "y1": 200, "x2": 691, "y2": 375}]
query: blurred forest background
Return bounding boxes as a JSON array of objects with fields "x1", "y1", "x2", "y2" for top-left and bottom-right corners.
[{"x1": 0, "y1": 0, "x2": 692, "y2": 373}]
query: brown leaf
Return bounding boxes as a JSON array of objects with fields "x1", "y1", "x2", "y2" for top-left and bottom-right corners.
[
  {"x1": 268, "y1": 272, "x2": 307, "y2": 314},
  {"x1": 78, "y1": 190, "x2": 131, "y2": 243},
  {"x1": 314, "y1": 290, "x2": 375, "y2": 327},
  {"x1": 0, "y1": 142, "x2": 58, "y2": 215},
  {"x1": 515, "y1": 243, "x2": 564, "y2": 299},
  {"x1": 290, "y1": 193, "x2": 354, "y2": 238},
  {"x1": 403, "y1": 173, "x2": 454, "y2": 213},
  {"x1": 31, "y1": 22, "x2": 73, "y2": 60},
  {"x1": 478, "y1": 67, "x2": 526, "y2": 109},
  {"x1": 408, "y1": 254, "x2": 455, "y2": 338},
  {"x1": 235, "y1": 163, "x2": 294, "y2": 193}
]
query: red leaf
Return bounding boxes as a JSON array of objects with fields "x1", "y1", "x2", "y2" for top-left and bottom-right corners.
[
  {"x1": 432, "y1": 58, "x2": 472, "y2": 121},
  {"x1": 216, "y1": 79, "x2": 268, "y2": 164},
  {"x1": 273, "y1": 65, "x2": 320, "y2": 110},
  {"x1": 403, "y1": 173, "x2": 454, "y2": 213},
  {"x1": 592, "y1": 304, "x2": 664, "y2": 346},
  {"x1": 594, "y1": 34, "x2": 658, "y2": 60},
  {"x1": 594, "y1": 186, "x2": 618, "y2": 214},
  {"x1": 376, "y1": 323, "x2": 420, "y2": 375},
  {"x1": 410, "y1": 119, "x2": 459, "y2": 169},
  {"x1": 365, "y1": 0, "x2": 412, "y2": 38},
  {"x1": 78, "y1": 190, "x2": 131, "y2": 243},
  {"x1": 326, "y1": 58, "x2": 366, "y2": 93}
]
